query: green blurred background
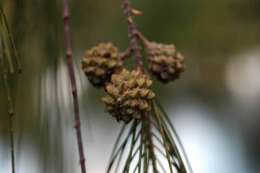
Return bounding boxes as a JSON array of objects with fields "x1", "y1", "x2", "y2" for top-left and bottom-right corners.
[{"x1": 1, "y1": 0, "x2": 260, "y2": 172}]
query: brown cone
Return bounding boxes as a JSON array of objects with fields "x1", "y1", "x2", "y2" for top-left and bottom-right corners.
[
  {"x1": 102, "y1": 68, "x2": 155, "y2": 123},
  {"x1": 82, "y1": 43, "x2": 123, "y2": 87},
  {"x1": 146, "y1": 42, "x2": 185, "y2": 83}
]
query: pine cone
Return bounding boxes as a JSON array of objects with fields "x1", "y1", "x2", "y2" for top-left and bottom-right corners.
[
  {"x1": 82, "y1": 43, "x2": 123, "y2": 87},
  {"x1": 146, "y1": 42, "x2": 185, "y2": 83},
  {"x1": 102, "y1": 69, "x2": 155, "y2": 123}
]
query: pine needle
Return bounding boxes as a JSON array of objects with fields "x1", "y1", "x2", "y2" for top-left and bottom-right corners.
[{"x1": 107, "y1": 101, "x2": 193, "y2": 173}]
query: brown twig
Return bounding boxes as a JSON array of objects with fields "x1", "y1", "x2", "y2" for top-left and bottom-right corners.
[
  {"x1": 0, "y1": 7, "x2": 22, "y2": 73},
  {"x1": 122, "y1": 1, "x2": 158, "y2": 172},
  {"x1": 62, "y1": 1, "x2": 86, "y2": 173},
  {"x1": 137, "y1": 31, "x2": 150, "y2": 48},
  {"x1": 0, "y1": 39, "x2": 16, "y2": 173},
  {"x1": 119, "y1": 46, "x2": 132, "y2": 60},
  {"x1": 0, "y1": 6, "x2": 23, "y2": 173},
  {"x1": 4, "y1": 74, "x2": 16, "y2": 173},
  {"x1": 122, "y1": 0, "x2": 144, "y2": 71}
]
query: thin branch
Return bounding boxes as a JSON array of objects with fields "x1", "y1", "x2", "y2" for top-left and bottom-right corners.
[
  {"x1": 5, "y1": 74, "x2": 16, "y2": 173},
  {"x1": 62, "y1": 1, "x2": 86, "y2": 173},
  {"x1": 122, "y1": 0, "x2": 144, "y2": 71},
  {"x1": 0, "y1": 40, "x2": 16, "y2": 173},
  {"x1": 0, "y1": 7, "x2": 21, "y2": 73},
  {"x1": 119, "y1": 46, "x2": 132, "y2": 60}
]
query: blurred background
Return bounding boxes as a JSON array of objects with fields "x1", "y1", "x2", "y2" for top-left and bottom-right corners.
[{"x1": 1, "y1": 0, "x2": 260, "y2": 172}]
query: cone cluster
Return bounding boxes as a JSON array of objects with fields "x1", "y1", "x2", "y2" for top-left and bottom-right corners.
[
  {"x1": 82, "y1": 40, "x2": 185, "y2": 123},
  {"x1": 147, "y1": 42, "x2": 185, "y2": 83},
  {"x1": 102, "y1": 69, "x2": 155, "y2": 123},
  {"x1": 82, "y1": 43, "x2": 123, "y2": 87}
]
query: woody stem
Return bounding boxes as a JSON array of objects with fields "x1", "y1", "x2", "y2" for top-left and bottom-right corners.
[
  {"x1": 62, "y1": 0, "x2": 86, "y2": 172},
  {"x1": 122, "y1": 0, "x2": 144, "y2": 71}
]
